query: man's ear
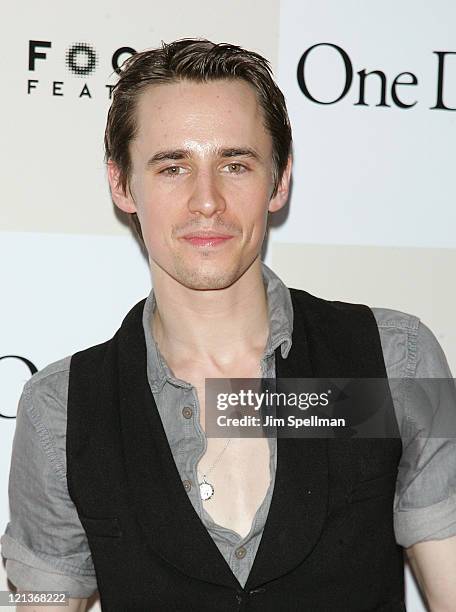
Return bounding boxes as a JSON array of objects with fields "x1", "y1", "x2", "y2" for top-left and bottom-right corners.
[
  {"x1": 268, "y1": 155, "x2": 292, "y2": 213},
  {"x1": 107, "y1": 159, "x2": 137, "y2": 214}
]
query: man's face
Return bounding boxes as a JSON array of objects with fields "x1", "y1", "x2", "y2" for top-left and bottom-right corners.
[{"x1": 109, "y1": 78, "x2": 290, "y2": 290}]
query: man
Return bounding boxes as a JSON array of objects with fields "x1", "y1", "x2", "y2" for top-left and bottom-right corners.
[{"x1": 1, "y1": 39, "x2": 456, "y2": 611}]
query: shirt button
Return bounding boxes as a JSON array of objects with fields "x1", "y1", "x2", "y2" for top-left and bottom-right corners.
[
  {"x1": 182, "y1": 479, "x2": 192, "y2": 492},
  {"x1": 182, "y1": 406, "x2": 193, "y2": 419},
  {"x1": 235, "y1": 546, "x2": 247, "y2": 559}
]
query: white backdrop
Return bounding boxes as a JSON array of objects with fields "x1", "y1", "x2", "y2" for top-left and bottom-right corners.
[
  {"x1": 2, "y1": 1, "x2": 455, "y2": 610},
  {"x1": 276, "y1": 0, "x2": 456, "y2": 250}
]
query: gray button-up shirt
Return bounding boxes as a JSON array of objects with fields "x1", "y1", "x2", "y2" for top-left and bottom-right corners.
[{"x1": 1, "y1": 264, "x2": 455, "y2": 598}]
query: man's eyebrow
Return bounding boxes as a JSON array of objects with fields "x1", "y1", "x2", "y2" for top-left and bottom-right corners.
[
  {"x1": 219, "y1": 147, "x2": 261, "y2": 160},
  {"x1": 147, "y1": 149, "x2": 191, "y2": 166},
  {"x1": 146, "y1": 146, "x2": 262, "y2": 166}
]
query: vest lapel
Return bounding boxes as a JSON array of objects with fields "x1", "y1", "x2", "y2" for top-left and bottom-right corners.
[
  {"x1": 244, "y1": 290, "x2": 329, "y2": 590},
  {"x1": 117, "y1": 301, "x2": 240, "y2": 589}
]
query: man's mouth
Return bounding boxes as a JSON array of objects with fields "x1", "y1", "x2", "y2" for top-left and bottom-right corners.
[{"x1": 180, "y1": 231, "x2": 235, "y2": 248}]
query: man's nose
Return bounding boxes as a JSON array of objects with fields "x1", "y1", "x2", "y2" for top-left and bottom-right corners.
[{"x1": 187, "y1": 170, "x2": 227, "y2": 217}]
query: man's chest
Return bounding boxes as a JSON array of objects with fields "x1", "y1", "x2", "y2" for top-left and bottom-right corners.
[{"x1": 172, "y1": 362, "x2": 271, "y2": 538}]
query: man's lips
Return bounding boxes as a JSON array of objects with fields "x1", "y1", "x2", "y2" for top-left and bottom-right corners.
[{"x1": 180, "y1": 232, "x2": 235, "y2": 247}]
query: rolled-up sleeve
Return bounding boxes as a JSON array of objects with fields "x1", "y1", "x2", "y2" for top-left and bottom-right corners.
[
  {"x1": 392, "y1": 321, "x2": 456, "y2": 548},
  {"x1": 0, "y1": 362, "x2": 97, "y2": 598}
]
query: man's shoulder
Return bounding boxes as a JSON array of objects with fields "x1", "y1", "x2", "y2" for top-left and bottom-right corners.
[
  {"x1": 23, "y1": 296, "x2": 147, "y2": 409},
  {"x1": 19, "y1": 337, "x2": 116, "y2": 441},
  {"x1": 289, "y1": 288, "x2": 424, "y2": 374},
  {"x1": 15, "y1": 356, "x2": 73, "y2": 456},
  {"x1": 370, "y1": 306, "x2": 420, "y2": 332},
  {"x1": 24, "y1": 355, "x2": 72, "y2": 397},
  {"x1": 370, "y1": 307, "x2": 421, "y2": 372},
  {"x1": 289, "y1": 287, "x2": 421, "y2": 329},
  {"x1": 23, "y1": 336, "x2": 114, "y2": 406}
]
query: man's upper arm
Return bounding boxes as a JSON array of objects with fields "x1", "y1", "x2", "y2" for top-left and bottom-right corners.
[
  {"x1": 391, "y1": 320, "x2": 456, "y2": 548},
  {"x1": 376, "y1": 312, "x2": 456, "y2": 608},
  {"x1": 0, "y1": 360, "x2": 97, "y2": 599}
]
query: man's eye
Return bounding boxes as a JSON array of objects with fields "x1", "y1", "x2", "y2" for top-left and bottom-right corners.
[
  {"x1": 224, "y1": 163, "x2": 246, "y2": 174},
  {"x1": 161, "y1": 166, "x2": 183, "y2": 176}
]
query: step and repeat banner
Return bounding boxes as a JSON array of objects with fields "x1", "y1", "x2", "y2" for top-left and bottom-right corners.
[{"x1": 1, "y1": 1, "x2": 454, "y2": 610}]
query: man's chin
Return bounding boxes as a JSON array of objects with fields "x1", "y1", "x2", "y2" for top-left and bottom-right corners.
[
  {"x1": 173, "y1": 270, "x2": 239, "y2": 291},
  {"x1": 169, "y1": 259, "x2": 253, "y2": 291},
  {"x1": 150, "y1": 254, "x2": 259, "y2": 291}
]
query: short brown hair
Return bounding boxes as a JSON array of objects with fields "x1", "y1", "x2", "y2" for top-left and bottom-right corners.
[{"x1": 104, "y1": 38, "x2": 292, "y2": 242}]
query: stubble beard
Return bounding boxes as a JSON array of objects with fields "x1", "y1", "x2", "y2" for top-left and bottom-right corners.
[{"x1": 169, "y1": 251, "x2": 246, "y2": 291}]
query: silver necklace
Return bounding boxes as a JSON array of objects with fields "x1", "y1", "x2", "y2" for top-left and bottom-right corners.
[{"x1": 198, "y1": 438, "x2": 231, "y2": 501}]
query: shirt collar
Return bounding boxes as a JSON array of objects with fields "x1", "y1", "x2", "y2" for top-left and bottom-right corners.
[{"x1": 142, "y1": 262, "x2": 293, "y2": 392}]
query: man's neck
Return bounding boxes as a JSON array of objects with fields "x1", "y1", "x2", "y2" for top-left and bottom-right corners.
[{"x1": 150, "y1": 258, "x2": 270, "y2": 370}]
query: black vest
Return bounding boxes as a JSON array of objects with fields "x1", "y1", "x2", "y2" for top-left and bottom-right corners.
[{"x1": 67, "y1": 288, "x2": 405, "y2": 611}]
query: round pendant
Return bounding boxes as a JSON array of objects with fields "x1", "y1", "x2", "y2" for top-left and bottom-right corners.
[{"x1": 199, "y1": 480, "x2": 214, "y2": 501}]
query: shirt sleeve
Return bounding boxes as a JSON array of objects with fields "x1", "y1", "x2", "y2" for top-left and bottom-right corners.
[
  {"x1": 0, "y1": 364, "x2": 98, "y2": 598},
  {"x1": 392, "y1": 320, "x2": 456, "y2": 548}
]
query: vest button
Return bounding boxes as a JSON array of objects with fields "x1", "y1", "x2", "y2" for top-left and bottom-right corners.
[
  {"x1": 182, "y1": 479, "x2": 192, "y2": 492},
  {"x1": 235, "y1": 546, "x2": 247, "y2": 559},
  {"x1": 182, "y1": 406, "x2": 193, "y2": 419}
]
